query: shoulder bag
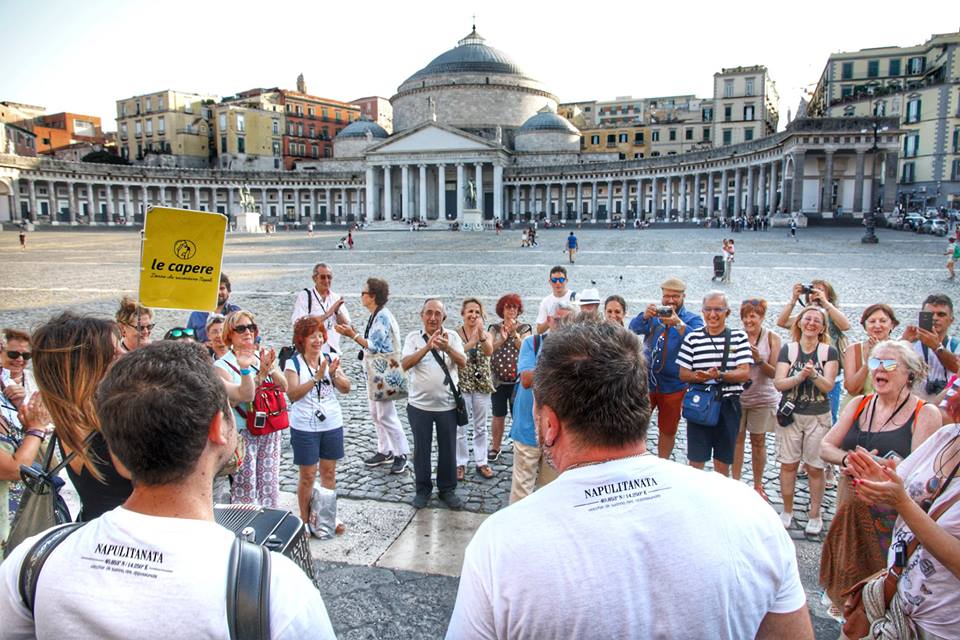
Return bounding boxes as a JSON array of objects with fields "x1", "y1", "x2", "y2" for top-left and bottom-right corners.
[
  {"x1": 363, "y1": 310, "x2": 408, "y2": 402},
  {"x1": 681, "y1": 329, "x2": 731, "y2": 427},
  {"x1": 427, "y1": 334, "x2": 469, "y2": 426},
  {"x1": 224, "y1": 361, "x2": 289, "y2": 436}
]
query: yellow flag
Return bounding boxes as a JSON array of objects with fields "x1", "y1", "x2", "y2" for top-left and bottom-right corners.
[{"x1": 139, "y1": 207, "x2": 227, "y2": 311}]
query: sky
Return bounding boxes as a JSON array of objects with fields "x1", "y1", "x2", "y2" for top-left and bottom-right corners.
[{"x1": 0, "y1": 0, "x2": 951, "y2": 132}]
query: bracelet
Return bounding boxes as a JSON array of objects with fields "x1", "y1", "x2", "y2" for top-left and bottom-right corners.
[
  {"x1": 25, "y1": 429, "x2": 46, "y2": 442},
  {"x1": 240, "y1": 368, "x2": 252, "y2": 376},
  {"x1": 841, "y1": 453, "x2": 849, "y2": 468}
]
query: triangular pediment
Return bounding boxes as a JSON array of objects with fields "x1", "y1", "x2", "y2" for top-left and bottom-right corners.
[{"x1": 367, "y1": 123, "x2": 495, "y2": 154}]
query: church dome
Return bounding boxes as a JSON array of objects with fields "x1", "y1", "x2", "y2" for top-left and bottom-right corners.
[
  {"x1": 518, "y1": 108, "x2": 579, "y2": 134},
  {"x1": 404, "y1": 28, "x2": 527, "y2": 84},
  {"x1": 337, "y1": 120, "x2": 389, "y2": 139}
]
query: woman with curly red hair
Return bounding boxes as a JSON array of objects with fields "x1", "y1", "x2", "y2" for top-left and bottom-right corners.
[
  {"x1": 487, "y1": 293, "x2": 532, "y2": 462},
  {"x1": 285, "y1": 316, "x2": 351, "y2": 535}
]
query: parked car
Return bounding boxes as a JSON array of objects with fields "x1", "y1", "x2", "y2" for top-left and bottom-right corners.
[
  {"x1": 920, "y1": 219, "x2": 948, "y2": 236},
  {"x1": 899, "y1": 213, "x2": 925, "y2": 231}
]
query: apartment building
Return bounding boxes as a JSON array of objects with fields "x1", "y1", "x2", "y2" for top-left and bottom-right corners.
[{"x1": 115, "y1": 90, "x2": 218, "y2": 168}]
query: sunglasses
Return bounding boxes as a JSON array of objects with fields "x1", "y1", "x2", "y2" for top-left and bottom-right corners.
[
  {"x1": 233, "y1": 323, "x2": 258, "y2": 335},
  {"x1": 741, "y1": 299, "x2": 763, "y2": 307},
  {"x1": 550, "y1": 277, "x2": 567, "y2": 284},
  {"x1": 868, "y1": 357, "x2": 898, "y2": 372},
  {"x1": 361, "y1": 290, "x2": 371, "y2": 296},
  {"x1": 314, "y1": 274, "x2": 333, "y2": 280},
  {"x1": 167, "y1": 328, "x2": 195, "y2": 338},
  {"x1": 5, "y1": 350, "x2": 31, "y2": 361},
  {"x1": 125, "y1": 322, "x2": 156, "y2": 332}
]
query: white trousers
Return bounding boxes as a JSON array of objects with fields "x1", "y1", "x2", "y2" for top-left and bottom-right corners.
[
  {"x1": 369, "y1": 398, "x2": 410, "y2": 456},
  {"x1": 457, "y1": 392, "x2": 490, "y2": 466}
]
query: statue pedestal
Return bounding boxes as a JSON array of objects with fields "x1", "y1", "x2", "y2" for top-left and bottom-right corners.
[
  {"x1": 234, "y1": 210, "x2": 262, "y2": 233},
  {"x1": 462, "y1": 208, "x2": 484, "y2": 231}
]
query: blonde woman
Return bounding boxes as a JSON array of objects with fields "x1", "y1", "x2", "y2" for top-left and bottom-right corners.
[
  {"x1": 116, "y1": 296, "x2": 154, "y2": 352},
  {"x1": 214, "y1": 310, "x2": 287, "y2": 508},
  {"x1": 773, "y1": 305, "x2": 840, "y2": 535}
]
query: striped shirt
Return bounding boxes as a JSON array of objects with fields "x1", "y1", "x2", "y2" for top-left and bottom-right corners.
[{"x1": 677, "y1": 327, "x2": 753, "y2": 396}]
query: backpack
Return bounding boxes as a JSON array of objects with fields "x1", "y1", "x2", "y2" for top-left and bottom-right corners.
[
  {"x1": 225, "y1": 361, "x2": 289, "y2": 436},
  {"x1": 17, "y1": 524, "x2": 271, "y2": 640}
]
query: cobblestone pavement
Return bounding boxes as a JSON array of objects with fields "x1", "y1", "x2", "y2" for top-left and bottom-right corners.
[{"x1": 0, "y1": 225, "x2": 949, "y2": 638}]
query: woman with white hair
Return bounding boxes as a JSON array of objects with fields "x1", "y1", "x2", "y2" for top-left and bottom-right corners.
[{"x1": 818, "y1": 339, "x2": 942, "y2": 618}]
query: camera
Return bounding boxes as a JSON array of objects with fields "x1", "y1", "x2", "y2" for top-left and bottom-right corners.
[
  {"x1": 799, "y1": 285, "x2": 815, "y2": 295},
  {"x1": 776, "y1": 400, "x2": 796, "y2": 427},
  {"x1": 253, "y1": 411, "x2": 267, "y2": 429},
  {"x1": 656, "y1": 306, "x2": 673, "y2": 318},
  {"x1": 925, "y1": 379, "x2": 946, "y2": 397},
  {"x1": 314, "y1": 410, "x2": 326, "y2": 422}
]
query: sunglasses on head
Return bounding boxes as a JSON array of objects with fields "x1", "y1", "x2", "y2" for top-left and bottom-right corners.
[
  {"x1": 868, "y1": 357, "x2": 898, "y2": 372},
  {"x1": 167, "y1": 328, "x2": 195, "y2": 339},
  {"x1": 233, "y1": 323, "x2": 258, "y2": 335},
  {"x1": 5, "y1": 350, "x2": 31, "y2": 361},
  {"x1": 741, "y1": 299, "x2": 763, "y2": 307},
  {"x1": 550, "y1": 277, "x2": 567, "y2": 284}
]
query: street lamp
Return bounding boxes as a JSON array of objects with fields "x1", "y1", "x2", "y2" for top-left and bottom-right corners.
[{"x1": 860, "y1": 119, "x2": 889, "y2": 244}]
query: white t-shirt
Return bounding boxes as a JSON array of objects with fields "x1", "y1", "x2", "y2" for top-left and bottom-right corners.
[
  {"x1": 402, "y1": 329, "x2": 465, "y2": 412},
  {"x1": 535, "y1": 290, "x2": 573, "y2": 325},
  {"x1": 290, "y1": 288, "x2": 351, "y2": 355},
  {"x1": 283, "y1": 354, "x2": 343, "y2": 433},
  {"x1": 0, "y1": 507, "x2": 335, "y2": 639},
  {"x1": 0, "y1": 367, "x2": 36, "y2": 404},
  {"x1": 447, "y1": 455, "x2": 806, "y2": 640},
  {"x1": 890, "y1": 424, "x2": 960, "y2": 639}
]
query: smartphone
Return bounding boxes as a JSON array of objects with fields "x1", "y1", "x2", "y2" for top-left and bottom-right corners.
[
  {"x1": 919, "y1": 311, "x2": 934, "y2": 332},
  {"x1": 254, "y1": 412, "x2": 267, "y2": 429}
]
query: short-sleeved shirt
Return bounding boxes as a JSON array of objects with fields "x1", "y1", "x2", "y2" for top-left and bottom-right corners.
[
  {"x1": 290, "y1": 288, "x2": 351, "y2": 355},
  {"x1": 402, "y1": 329, "x2": 465, "y2": 412},
  {"x1": 509, "y1": 334, "x2": 545, "y2": 447},
  {"x1": 536, "y1": 291, "x2": 573, "y2": 326},
  {"x1": 776, "y1": 342, "x2": 840, "y2": 415},
  {"x1": 676, "y1": 328, "x2": 753, "y2": 397},
  {"x1": 364, "y1": 307, "x2": 401, "y2": 355},
  {"x1": 566, "y1": 235, "x2": 578, "y2": 249},
  {"x1": 186, "y1": 303, "x2": 240, "y2": 343},
  {"x1": 214, "y1": 350, "x2": 262, "y2": 431},
  {"x1": 284, "y1": 354, "x2": 343, "y2": 433},
  {"x1": 913, "y1": 337, "x2": 960, "y2": 387}
]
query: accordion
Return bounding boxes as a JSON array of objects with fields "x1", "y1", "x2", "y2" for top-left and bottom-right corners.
[{"x1": 214, "y1": 504, "x2": 316, "y2": 582}]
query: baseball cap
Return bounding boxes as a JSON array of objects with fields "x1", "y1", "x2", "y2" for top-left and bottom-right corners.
[
  {"x1": 660, "y1": 277, "x2": 686, "y2": 292},
  {"x1": 575, "y1": 288, "x2": 601, "y2": 306}
]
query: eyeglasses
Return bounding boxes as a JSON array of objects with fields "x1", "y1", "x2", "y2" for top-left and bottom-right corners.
[
  {"x1": 5, "y1": 350, "x2": 31, "y2": 361},
  {"x1": 314, "y1": 274, "x2": 332, "y2": 280},
  {"x1": 360, "y1": 291, "x2": 371, "y2": 296},
  {"x1": 233, "y1": 323, "x2": 258, "y2": 334},
  {"x1": 868, "y1": 357, "x2": 899, "y2": 372},
  {"x1": 550, "y1": 277, "x2": 567, "y2": 284},
  {"x1": 702, "y1": 306, "x2": 728, "y2": 314},
  {"x1": 125, "y1": 322, "x2": 156, "y2": 332},
  {"x1": 167, "y1": 328, "x2": 195, "y2": 338}
]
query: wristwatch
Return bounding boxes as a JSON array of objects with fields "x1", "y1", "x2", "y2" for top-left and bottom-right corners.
[
  {"x1": 25, "y1": 429, "x2": 47, "y2": 442},
  {"x1": 936, "y1": 344, "x2": 945, "y2": 354}
]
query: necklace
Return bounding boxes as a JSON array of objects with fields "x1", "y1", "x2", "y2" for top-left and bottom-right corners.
[
  {"x1": 566, "y1": 451, "x2": 651, "y2": 471},
  {"x1": 924, "y1": 431, "x2": 960, "y2": 510}
]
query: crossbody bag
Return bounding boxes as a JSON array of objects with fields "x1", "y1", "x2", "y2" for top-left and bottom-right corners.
[
  {"x1": 425, "y1": 333, "x2": 469, "y2": 426},
  {"x1": 681, "y1": 329, "x2": 731, "y2": 427}
]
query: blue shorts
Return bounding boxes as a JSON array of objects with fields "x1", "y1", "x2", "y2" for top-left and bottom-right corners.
[
  {"x1": 686, "y1": 396, "x2": 741, "y2": 465},
  {"x1": 290, "y1": 427, "x2": 344, "y2": 465}
]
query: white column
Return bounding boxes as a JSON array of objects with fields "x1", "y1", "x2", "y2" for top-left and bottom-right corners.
[
  {"x1": 401, "y1": 165, "x2": 410, "y2": 221},
  {"x1": 576, "y1": 182, "x2": 582, "y2": 221},
  {"x1": 326, "y1": 189, "x2": 333, "y2": 224},
  {"x1": 418, "y1": 164, "x2": 427, "y2": 222},
  {"x1": 383, "y1": 166, "x2": 392, "y2": 221},
  {"x1": 365, "y1": 166, "x2": 376, "y2": 222},
  {"x1": 123, "y1": 185, "x2": 132, "y2": 221},
  {"x1": 88, "y1": 184, "x2": 98, "y2": 223},
  {"x1": 105, "y1": 184, "x2": 115, "y2": 224},
  {"x1": 437, "y1": 164, "x2": 446, "y2": 220},
  {"x1": 559, "y1": 182, "x2": 567, "y2": 221},
  {"x1": 474, "y1": 162, "x2": 484, "y2": 213},
  {"x1": 590, "y1": 181, "x2": 598, "y2": 222},
  {"x1": 492, "y1": 164, "x2": 503, "y2": 222},
  {"x1": 606, "y1": 179, "x2": 613, "y2": 219},
  {"x1": 27, "y1": 180, "x2": 37, "y2": 221},
  {"x1": 456, "y1": 163, "x2": 465, "y2": 222},
  {"x1": 621, "y1": 179, "x2": 628, "y2": 218}
]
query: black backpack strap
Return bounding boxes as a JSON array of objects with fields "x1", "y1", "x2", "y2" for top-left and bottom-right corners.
[
  {"x1": 226, "y1": 537, "x2": 271, "y2": 640},
  {"x1": 18, "y1": 522, "x2": 86, "y2": 614},
  {"x1": 304, "y1": 288, "x2": 313, "y2": 315}
]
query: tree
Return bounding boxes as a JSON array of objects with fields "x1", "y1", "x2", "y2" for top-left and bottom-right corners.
[{"x1": 81, "y1": 150, "x2": 129, "y2": 165}]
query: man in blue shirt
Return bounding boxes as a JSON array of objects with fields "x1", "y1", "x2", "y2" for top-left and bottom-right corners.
[
  {"x1": 566, "y1": 232, "x2": 578, "y2": 263},
  {"x1": 628, "y1": 277, "x2": 704, "y2": 459},
  {"x1": 186, "y1": 273, "x2": 240, "y2": 343},
  {"x1": 509, "y1": 299, "x2": 574, "y2": 503}
]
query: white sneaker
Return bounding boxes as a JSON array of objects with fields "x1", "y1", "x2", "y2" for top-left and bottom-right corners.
[
  {"x1": 780, "y1": 511, "x2": 794, "y2": 529},
  {"x1": 805, "y1": 517, "x2": 823, "y2": 535}
]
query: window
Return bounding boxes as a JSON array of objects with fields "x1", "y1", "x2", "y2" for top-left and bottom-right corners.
[
  {"x1": 221, "y1": 135, "x2": 227, "y2": 152},
  {"x1": 158, "y1": 117, "x2": 165, "y2": 134},
  {"x1": 841, "y1": 85, "x2": 853, "y2": 98},
  {"x1": 606, "y1": 134, "x2": 616, "y2": 145},
  {"x1": 219, "y1": 113, "x2": 227, "y2": 131},
  {"x1": 287, "y1": 122, "x2": 293, "y2": 135},
  {"x1": 954, "y1": 127, "x2": 959, "y2": 153},
  {"x1": 952, "y1": 159, "x2": 960, "y2": 181},
  {"x1": 901, "y1": 161, "x2": 915, "y2": 183},
  {"x1": 272, "y1": 140, "x2": 281, "y2": 157},
  {"x1": 618, "y1": 132, "x2": 628, "y2": 143},
  {"x1": 634, "y1": 131, "x2": 644, "y2": 143},
  {"x1": 272, "y1": 119, "x2": 279, "y2": 135},
  {"x1": 668, "y1": 128, "x2": 676, "y2": 141},
  {"x1": 322, "y1": 126, "x2": 329, "y2": 139},
  {"x1": 867, "y1": 60, "x2": 879, "y2": 78},
  {"x1": 237, "y1": 136, "x2": 245, "y2": 153},
  {"x1": 651, "y1": 130, "x2": 660, "y2": 142},
  {"x1": 135, "y1": 120, "x2": 142, "y2": 136},
  {"x1": 743, "y1": 105, "x2": 755, "y2": 121},
  {"x1": 903, "y1": 133, "x2": 919, "y2": 157},
  {"x1": 685, "y1": 128, "x2": 693, "y2": 141},
  {"x1": 723, "y1": 105, "x2": 732, "y2": 122},
  {"x1": 841, "y1": 62, "x2": 853, "y2": 80},
  {"x1": 590, "y1": 134, "x2": 599, "y2": 144},
  {"x1": 296, "y1": 105, "x2": 303, "y2": 116},
  {"x1": 744, "y1": 128, "x2": 754, "y2": 141},
  {"x1": 722, "y1": 129, "x2": 732, "y2": 145},
  {"x1": 311, "y1": 144, "x2": 318, "y2": 158},
  {"x1": 889, "y1": 59, "x2": 901, "y2": 76},
  {"x1": 321, "y1": 108, "x2": 328, "y2": 119},
  {"x1": 723, "y1": 79, "x2": 734, "y2": 98},
  {"x1": 146, "y1": 97, "x2": 152, "y2": 112},
  {"x1": 184, "y1": 100, "x2": 192, "y2": 114},
  {"x1": 145, "y1": 120, "x2": 153, "y2": 135},
  {"x1": 297, "y1": 123, "x2": 303, "y2": 136},
  {"x1": 121, "y1": 123, "x2": 128, "y2": 138},
  {"x1": 908, "y1": 56, "x2": 925, "y2": 74},
  {"x1": 745, "y1": 77, "x2": 755, "y2": 96},
  {"x1": 236, "y1": 114, "x2": 245, "y2": 132},
  {"x1": 906, "y1": 98, "x2": 922, "y2": 123},
  {"x1": 702, "y1": 107, "x2": 714, "y2": 122},
  {"x1": 703, "y1": 127, "x2": 711, "y2": 141},
  {"x1": 289, "y1": 141, "x2": 296, "y2": 154},
  {"x1": 309, "y1": 125, "x2": 315, "y2": 137},
  {"x1": 308, "y1": 107, "x2": 315, "y2": 117}
]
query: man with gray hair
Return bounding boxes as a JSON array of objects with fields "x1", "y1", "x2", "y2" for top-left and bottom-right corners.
[
  {"x1": 508, "y1": 299, "x2": 574, "y2": 503},
  {"x1": 447, "y1": 321, "x2": 812, "y2": 639},
  {"x1": 292, "y1": 263, "x2": 350, "y2": 354},
  {"x1": 677, "y1": 290, "x2": 753, "y2": 476}
]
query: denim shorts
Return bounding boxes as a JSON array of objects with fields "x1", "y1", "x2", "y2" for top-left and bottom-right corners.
[{"x1": 290, "y1": 427, "x2": 344, "y2": 465}]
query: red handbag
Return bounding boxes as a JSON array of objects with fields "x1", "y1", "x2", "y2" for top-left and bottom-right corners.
[{"x1": 226, "y1": 362, "x2": 289, "y2": 436}]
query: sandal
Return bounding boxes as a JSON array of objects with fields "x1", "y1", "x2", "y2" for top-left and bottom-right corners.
[
  {"x1": 457, "y1": 465, "x2": 465, "y2": 481},
  {"x1": 477, "y1": 465, "x2": 495, "y2": 479},
  {"x1": 335, "y1": 520, "x2": 346, "y2": 535}
]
